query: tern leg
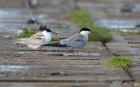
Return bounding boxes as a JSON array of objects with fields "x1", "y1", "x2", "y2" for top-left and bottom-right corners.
[
  {"x1": 76, "y1": 50, "x2": 79, "y2": 56},
  {"x1": 40, "y1": 47, "x2": 43, "y2": 53},
  {"x1": 36, "y1": 48, "x2": 38, "y2": 54},
  {"x1": 72, "y1": 49, "x2": 75, "y2": 56}
]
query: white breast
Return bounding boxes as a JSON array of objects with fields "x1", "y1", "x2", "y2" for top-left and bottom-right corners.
[{"x1": 42, "y1": 31, "x2": 52, "y2": 44}]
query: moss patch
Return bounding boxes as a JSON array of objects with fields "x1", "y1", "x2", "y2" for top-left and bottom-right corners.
[
  {"x1": 15, "y1": 27, "x2": 35, "y2": 38},
  {"x1": 107, "y1": 56, "x2": 133, "y2": 70},
  {"x1": 69, "y1": 9, "x2": 111, "y2": 43},
  {"x1": 52, "y1": 36, "x2": 60, "y2": 41}
]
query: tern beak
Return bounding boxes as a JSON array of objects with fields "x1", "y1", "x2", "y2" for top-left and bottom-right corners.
[
  {"x1": 52, "y1": 32, "x2": 58, "y2": 34},
  {"x1": 90, "y1": 30, "x2": 96, "y2": 33}
]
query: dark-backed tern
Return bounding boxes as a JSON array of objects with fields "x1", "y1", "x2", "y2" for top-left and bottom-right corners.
[{"x1": 46, "y1": 28, "x2": 96, "y2": 56}]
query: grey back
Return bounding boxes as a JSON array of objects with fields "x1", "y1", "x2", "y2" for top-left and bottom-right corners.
[{"x1": 60, "y1": 33, "x2": 87, "y2": 49}]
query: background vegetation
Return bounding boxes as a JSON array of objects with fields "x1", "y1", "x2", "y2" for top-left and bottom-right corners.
[{"x1": 69, "y1": 9, "x2": 112, "y2": 43}]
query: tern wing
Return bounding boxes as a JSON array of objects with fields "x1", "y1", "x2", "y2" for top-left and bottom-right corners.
[
  {"x1": 60, "y1": 33, "x2": 86, "y2": 48},
  {"x1": 27, "y1": 32, "x2": 45, "y2": 46}
]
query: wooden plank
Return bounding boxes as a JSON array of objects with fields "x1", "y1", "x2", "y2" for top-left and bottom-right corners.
[
  {"x1": 0, "y1": 65, "x2": 132, "y2": 82},
  {"x1": 0, "y1": 82, "x2": 109, "y2": 87}
]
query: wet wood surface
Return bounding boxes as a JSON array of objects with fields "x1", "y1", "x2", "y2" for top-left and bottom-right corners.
[{"x1": 0, "y1": 0, "x2": 140, "y2": 87}]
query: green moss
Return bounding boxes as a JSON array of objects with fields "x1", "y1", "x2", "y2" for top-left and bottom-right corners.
[
  {"x1": 29, "y1": 27, "x2": 35, "y2": 35},
  {"x1": 138, "y1": 30, "x2": 140, "y2": 34},
  {"x1": 107, "y1": 56, "x2": 133, "y2": 70},
  {"x1": 52, "y1": 36, "x2": 60, "y2": 41},
  {"x1": 15, "y1": 27, "x2": 35, "y2": 38},
  {"x1": 69, "y1": 9, "x2": 111, "y2": 43}
]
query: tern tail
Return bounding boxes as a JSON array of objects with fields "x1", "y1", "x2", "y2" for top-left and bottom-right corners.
[{"x1": 12, "y1": 38, "x2": 27, "y2": 44}]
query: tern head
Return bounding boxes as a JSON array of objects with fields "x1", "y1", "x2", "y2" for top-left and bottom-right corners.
[
  {"x1": 43, "y1": 28, "x2": 57, "y2": 35},
  {"x1": 80, "y1": 28, "x2": 96, "y2": 35},
  {"x1": 44, "y1": 28, "x2": 52, "y2": 32}
]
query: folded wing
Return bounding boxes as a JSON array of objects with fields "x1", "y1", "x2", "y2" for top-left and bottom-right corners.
[
  {"x1": 27, "y1": 32, "x2": 45, "y2": 46},
  {"x1": 60, "y1": 33, "x2": 86, "y2": 48}
]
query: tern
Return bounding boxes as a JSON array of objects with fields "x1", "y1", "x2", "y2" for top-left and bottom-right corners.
[
  {"x1": 13, "y1": 28, "x2": 57, "y2": 54},
  {"x1": 46, "y1": 28, "x2": 96, "y2": 56}
]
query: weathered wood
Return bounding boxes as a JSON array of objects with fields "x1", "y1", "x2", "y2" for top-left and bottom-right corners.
[{"x1": 0, "y1": 82, "x2": 109, "y2": 87}]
